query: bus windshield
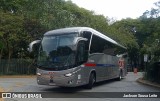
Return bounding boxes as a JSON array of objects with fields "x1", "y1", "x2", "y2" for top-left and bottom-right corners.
[{"x1": 37, "y1": 33, "x2": 78, "y2": 70}]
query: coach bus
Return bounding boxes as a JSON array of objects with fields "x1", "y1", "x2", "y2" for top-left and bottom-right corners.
[{"x1": 29, "y1": 27, "x2": 127, "y2": 89}]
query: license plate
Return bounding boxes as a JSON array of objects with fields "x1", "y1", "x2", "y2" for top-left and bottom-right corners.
[{"x1": 49, "y1": 82, "x2": 56, "y2": 86}]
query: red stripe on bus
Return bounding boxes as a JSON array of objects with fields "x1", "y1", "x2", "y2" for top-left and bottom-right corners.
[{"x1": 84, "y1": 63, "x2": 96, "y2": 67}]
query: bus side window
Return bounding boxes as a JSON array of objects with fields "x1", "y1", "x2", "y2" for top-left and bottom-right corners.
[
  {"x1": 90, "y1": 35, "x2": 105, "y2": 54},
  {"x1": 103, "y1": 43, "x2": 116, "y2": 56}
]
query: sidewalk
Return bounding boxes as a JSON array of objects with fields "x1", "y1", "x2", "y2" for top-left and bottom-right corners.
[{"x1": 137, "y1": 78, "x2": 160, "y2": 88}]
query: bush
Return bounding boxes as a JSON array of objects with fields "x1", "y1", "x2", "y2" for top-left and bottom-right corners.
[{"x1": 146, "y1": 62, "x2": 160, "y2": 83}]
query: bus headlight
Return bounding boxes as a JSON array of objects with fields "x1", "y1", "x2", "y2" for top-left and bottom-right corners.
[
  {"x1": 64, "y1": 73, "x2": 73, "y2": 77},
  {"x1": 37, "y1": 73, "x2": 41, "y2": 76}
]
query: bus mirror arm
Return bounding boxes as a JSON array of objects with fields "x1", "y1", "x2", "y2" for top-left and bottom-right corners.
[
  {"x1": 28, "y1": 40, "x2": 41, "y2": 52},
  {"x1": 76, "y1": 37, "x2": 88, "y2": 43},
  {"x1": 80, "y1": 37, "x2": 88, "y2": 41}
]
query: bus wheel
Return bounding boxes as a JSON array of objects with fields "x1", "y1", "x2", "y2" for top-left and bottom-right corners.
[{"x1": 86, "y1": 73, "x2": 95, "y2": 89}]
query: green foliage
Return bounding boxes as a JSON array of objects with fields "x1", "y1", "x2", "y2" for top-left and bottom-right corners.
[
  {"x1": 0, "y1": 10, "x2": 24, "y2": 59},
  {"x1": 0, "y1": 0, "x2": 156, "y2": 66},
  {"x1": 138, "y1": 0, "x2": 160, "y2": 83},
  {"x1": 139, "y1": 17, "x2": 160, "y2": 57},
  {"x1": 146, "y1": 61, "x2": 160, "y2": 83},
  {"x1": 0, "y1": 0, "x2": 23, "y2": 13},
  {"x1": 0, "y1": 0, "x2": 159, "y2": 78},
  {"x1": 111, "y1": 19, "x2": 140, "y2": 65}
]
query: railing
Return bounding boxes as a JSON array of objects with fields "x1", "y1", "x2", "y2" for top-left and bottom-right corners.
[{"x1": 0, "y1": 59, "x2": 36, "y2": 75}]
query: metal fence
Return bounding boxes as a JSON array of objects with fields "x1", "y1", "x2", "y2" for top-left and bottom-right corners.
[{"x1": 0, "y1": 59, "x2": 36, "y2": 75}]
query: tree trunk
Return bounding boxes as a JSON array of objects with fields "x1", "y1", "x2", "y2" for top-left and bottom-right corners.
[
  {"x1": 0, "y1": 48, "x2": 3, "y2": 60},
  {"x1": 0, "y1": 42, "x2": 4, "y2": 60},
  {"x1": 6, "y1": 48, "x2": 12, "y2": 74}
]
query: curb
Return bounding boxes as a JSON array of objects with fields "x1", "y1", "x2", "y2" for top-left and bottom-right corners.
[
  {"x1": 0, "y1": 75, "x2": 36, "y2": 78},
  {"x1": 137, "y1": 78, "x2": 160, "y2": 89}
]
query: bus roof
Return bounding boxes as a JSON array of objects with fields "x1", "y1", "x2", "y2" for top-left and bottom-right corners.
[{"x1": 44, "y1": 27, "x2": 126, "y2": 49}]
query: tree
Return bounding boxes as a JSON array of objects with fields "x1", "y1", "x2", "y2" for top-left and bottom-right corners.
[
  {"x1": 111, "y1": 19, "x2": 140, "y2": 69},
  {"x1": 141, "y1": 1, "x2": 160, "y2": 18}
]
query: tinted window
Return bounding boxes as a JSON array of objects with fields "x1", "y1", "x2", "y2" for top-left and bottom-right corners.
[
  {"x1": 90, "y1": 35, "x2": 105, "y2": 54},
  {"x1": 90, "y1": 34, "x2": 119, "y2": 56}
]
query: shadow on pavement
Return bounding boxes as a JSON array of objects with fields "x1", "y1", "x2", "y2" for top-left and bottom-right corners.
[{"x1": 43, "y1": 78, "x2": 122, "y2": 93}]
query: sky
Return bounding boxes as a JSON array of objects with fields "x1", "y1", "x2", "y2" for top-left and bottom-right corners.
[{"x1": 69, "y1": 0, "x2": 159, "y2": 20}]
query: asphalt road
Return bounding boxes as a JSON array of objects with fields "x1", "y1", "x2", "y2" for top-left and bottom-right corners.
[{"x1": 0, "y1": 72, "x2": 160, "y2": 101}]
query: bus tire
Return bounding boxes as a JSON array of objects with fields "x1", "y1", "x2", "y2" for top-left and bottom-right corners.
[{"x1": 86, "y1": 72, "x2": 95, "y2": 89}]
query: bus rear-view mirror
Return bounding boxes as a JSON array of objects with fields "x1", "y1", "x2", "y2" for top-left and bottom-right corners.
[{"x1": 28, "y1": 40, "x2": 41, "y2": 52}]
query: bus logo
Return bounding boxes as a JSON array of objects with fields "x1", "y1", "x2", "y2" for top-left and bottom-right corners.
[{"x1": 2, "y1": 93, "x2": 11, "y2": 98}]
